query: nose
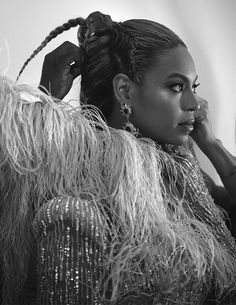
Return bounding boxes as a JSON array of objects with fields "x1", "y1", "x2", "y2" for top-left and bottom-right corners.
[{"x1": 181, "y1": 91, "x2": 199, "y2": 112}]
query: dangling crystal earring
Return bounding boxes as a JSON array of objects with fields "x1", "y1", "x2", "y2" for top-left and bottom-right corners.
[{"x1": 120, "y1": 103, "x2": 139, "y2": 137}]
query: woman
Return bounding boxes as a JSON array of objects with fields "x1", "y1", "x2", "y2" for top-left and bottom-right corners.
[{"x1": 1, "y1": 11, "x2": 236, "y2": 305}]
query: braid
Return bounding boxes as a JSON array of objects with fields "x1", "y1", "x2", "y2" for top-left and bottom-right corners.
[
  {"x1": 16, "y1": 18, "x2": 85, "y2": 82},
  {"x1": 112, "y1": 23, "x2": 137, "y2": 79},
  {"x1": 80, "y1": 15, "x2": 137, "y2": 119}
]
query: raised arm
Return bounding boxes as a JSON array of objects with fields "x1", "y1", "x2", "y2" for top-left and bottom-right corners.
[
  {"x1": 39, "y1": 41, "x2": 81, "y2": 99},
  {"x1": 191, "y1": 97, "x2": 236, "y2": 235},
  {"x1": 199, "y1": 139, "x2": 236, "y2": 201}
]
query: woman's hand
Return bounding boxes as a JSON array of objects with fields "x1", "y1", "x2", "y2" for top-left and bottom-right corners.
[
  {"x1": 190, "y1": 96, "x2": 217, "y2": 149},
  {"x1": 191, "y1": 96, "x2": 236, "y2": 218},
  {"x1": 39, "y1": 41, "x2": 81, "y2": 100}
]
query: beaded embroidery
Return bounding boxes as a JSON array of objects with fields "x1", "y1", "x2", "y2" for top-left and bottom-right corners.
[{"x1": 30, "y1": 146, "x2": 236, "y2": 305}]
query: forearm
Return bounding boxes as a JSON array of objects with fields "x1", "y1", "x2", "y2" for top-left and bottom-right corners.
[{"x1": 200, "y1": 138, "x2": 236, "y2": 202}]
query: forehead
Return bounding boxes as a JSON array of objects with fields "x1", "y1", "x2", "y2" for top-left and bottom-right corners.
[{"x1": 145, "y1": 46, "x2": 197, "y2": 81}]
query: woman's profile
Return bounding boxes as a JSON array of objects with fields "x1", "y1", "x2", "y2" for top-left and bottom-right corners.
[{"x1": 0, "y1": 11, "x2": 236, "y2": 305}]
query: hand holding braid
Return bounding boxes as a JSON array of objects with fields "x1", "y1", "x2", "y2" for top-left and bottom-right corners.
[
  {"x1": 16, "y1": 18, "x2": 85, "y2": 99},
  {"x1": 39, "y1": 41, "x2": 82, "y2": 99},
  {"x1": 17, "y1": 12, "x2": 136, "y2": 107},
  {"x1": 39, "y1": 13, "x2": 114, "y2": 100}
]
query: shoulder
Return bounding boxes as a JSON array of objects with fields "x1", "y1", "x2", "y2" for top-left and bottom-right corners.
[{"x1": 34, "y1": 196, "x2": 108, "y2": 240}]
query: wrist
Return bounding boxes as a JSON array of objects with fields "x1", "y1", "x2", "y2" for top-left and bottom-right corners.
[
  {"x1": 199, "y1": 138, "x2": 236, "y2": 177},
  {"x1": 217, "y1": 167, "x2": 236, "y2": 178},
  {"x1": 195, "y1": 136, "x2": 219, "y2": 154}
]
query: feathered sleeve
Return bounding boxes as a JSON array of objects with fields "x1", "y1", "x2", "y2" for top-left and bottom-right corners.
[
  {"x1": 33, "y1": 196, "x2": 107, "y2": 305},
  {"x1": 0, "y1": 75, "x2": 110, "y2": 304}
]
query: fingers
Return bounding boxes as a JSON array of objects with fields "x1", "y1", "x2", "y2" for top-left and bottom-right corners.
[
  {"x1": 40, "y1": 41, "x2": 82, "y2": 99},
  {"x1": 44, "y1": 41, "x2": 82, "y2": 83},
  {"x1": 69, "y1": 60, "x2": 81, "y2": 78},
  {"x1": 45, "y1": 41, "x2": 81, "y2": 68},
  {"x1": 195, "y1": 95, "x2": 208, "y2": 109},
  {"x1": 194, "y1": 96, "x2": 209, "y2": 122}
]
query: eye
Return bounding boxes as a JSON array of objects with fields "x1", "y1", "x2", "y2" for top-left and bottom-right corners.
[
  {"x1": 192, "y1": 83, "x2": 200, "y2": 94},
  {"x1": 171, "y1": 83, "x2": 184, "y2": 92}
]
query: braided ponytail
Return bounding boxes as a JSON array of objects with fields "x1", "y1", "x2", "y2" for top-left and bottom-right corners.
[
  {"x1": 16, "y1": 18, "x2": 85, "y2": 81},
  {"x1": 78, "y1": 12, "x2": 137, "y2": 119},
  {"x1": 77, "y1": 12, "x2": 185, "y2": 120},
  {"x1": 16, "y1": 11, "x2": 186, "y2": 120}
]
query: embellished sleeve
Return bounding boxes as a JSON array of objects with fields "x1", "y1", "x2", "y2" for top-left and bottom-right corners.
[
  {"x1": 34, "y1": 196, "x2": 107, "y2": 305},
  {"x1": 201, "y1": 171, "x2": 235, "y2": 214},
  {"x1": 185, "y1": 141, "x2": 233, "y2": 211}
]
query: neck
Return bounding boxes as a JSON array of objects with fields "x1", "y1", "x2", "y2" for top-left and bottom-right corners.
[{"x1": 107, "y1": 104, "x2": 124, "y2": 129}]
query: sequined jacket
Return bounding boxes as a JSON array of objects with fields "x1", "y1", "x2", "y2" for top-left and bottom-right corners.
[{"x1": 19, "y1": 146, "x2": 236, "y2": 305}]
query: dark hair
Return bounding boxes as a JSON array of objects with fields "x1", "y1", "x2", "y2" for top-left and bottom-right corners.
[{"x1": 17, "y1": 11, "x2": 186, "y2": 119}]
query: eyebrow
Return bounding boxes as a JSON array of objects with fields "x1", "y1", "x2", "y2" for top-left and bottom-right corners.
[{"x1": 166, "y1": 73, "x2": 198, "y2": 83}]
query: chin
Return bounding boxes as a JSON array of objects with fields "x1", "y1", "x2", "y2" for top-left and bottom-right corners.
[
  {"x1": 166, "y1": 135, "x2": 189, "y2": 146},
  {"x1": 146, "y1": 132, "x2": 189, "y2": 147}
]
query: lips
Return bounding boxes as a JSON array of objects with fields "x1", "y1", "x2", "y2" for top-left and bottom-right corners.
[
  {"x1": 179, "y1": 119, "x2": 195, "y2": 126},
  {"x1": 178, "y1": 119, "x2": 195, "y2": 132}
]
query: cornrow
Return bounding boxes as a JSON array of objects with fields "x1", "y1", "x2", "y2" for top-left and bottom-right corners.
[
  {"x1": 113, "y1": 23, "x2": 137, "y2": 80},
  {"x1": 16, "y1": 18, "x2": 85, "y2": 82},
  {"x1": 79, "y1": 21, "x2": 136, "y2": 118}
]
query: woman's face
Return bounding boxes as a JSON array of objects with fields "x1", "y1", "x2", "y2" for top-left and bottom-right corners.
[{"x1": 131, "y1": 46, "x2": 199, "y2": 145}]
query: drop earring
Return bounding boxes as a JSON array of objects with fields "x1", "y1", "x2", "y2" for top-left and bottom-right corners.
[{"x1": 120, "y1": 103, "x2": 139, "y2": 137}]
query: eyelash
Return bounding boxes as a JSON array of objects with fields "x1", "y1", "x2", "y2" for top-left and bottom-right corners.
[
  {"x1": 171, "y1": 83, "x2": 200, "y2": 93},
  {"x1": 192, "y1": 83, "x2": 200, "y2": 93}
]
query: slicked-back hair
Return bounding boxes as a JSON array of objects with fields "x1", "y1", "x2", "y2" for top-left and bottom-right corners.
[{"x1": 17, "y1": 11, "x2": 186, "y2": 119}]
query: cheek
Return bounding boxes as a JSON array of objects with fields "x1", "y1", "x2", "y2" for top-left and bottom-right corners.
[
  {"x1": 133, "y1": 103, "x2": 173, "y2": 139},
  {"x1": 135, "y1": 95, "x2": 179, "y2": 128},
  {"x1": 159, "y1": 103, "x2": 179, "y2": 124},
  {"x1": 154, "y1": 92, "x2": 180, "y2": 120}
]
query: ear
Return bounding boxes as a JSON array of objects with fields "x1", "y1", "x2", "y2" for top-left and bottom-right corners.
[{"x1": 113, "y1": 73, "x2": 134, "y2": 106}]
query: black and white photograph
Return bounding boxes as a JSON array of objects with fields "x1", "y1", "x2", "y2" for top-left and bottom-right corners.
[{"x1": 0, "y1": 0, "x2": 236, "y2": 304}]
